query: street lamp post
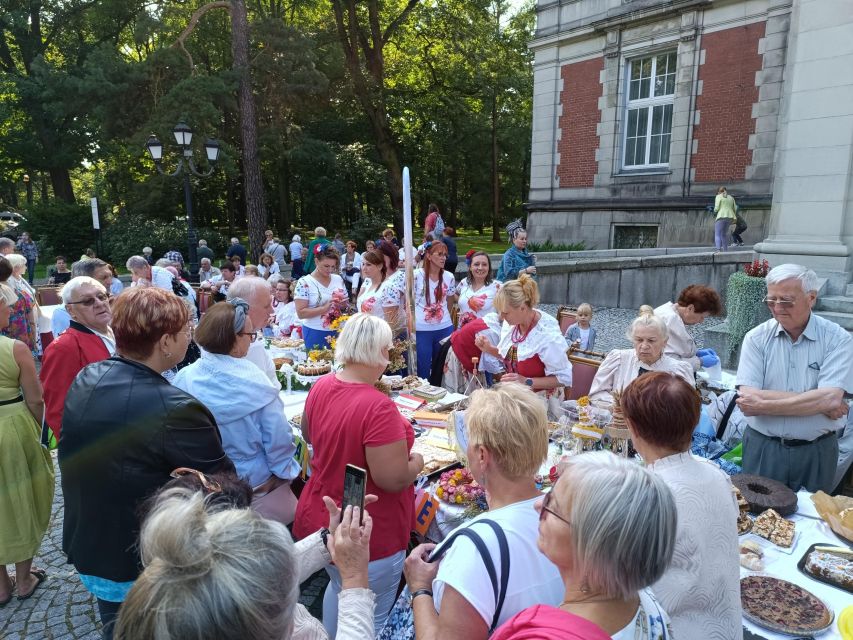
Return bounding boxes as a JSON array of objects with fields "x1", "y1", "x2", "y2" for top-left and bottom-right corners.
[{"x1": 145, "y1": 123, "x2": 221, "y2": 283}]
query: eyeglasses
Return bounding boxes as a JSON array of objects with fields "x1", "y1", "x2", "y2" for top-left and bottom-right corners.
[
  {"x1": 237, "y1": 330, "x2": 257, "y2": 338},
  {"x1": 170, "y1": 467, "x2": 222, "y2": 493},
  {"x1": 539, "y1": 491, "x2": 572, "y2": 527},
  {"x1": 762, "y1": 297, "x2": 796, "y2": 308},
  {"x1": 67, "y1": 293, "x2": 111, "y2": 307}
]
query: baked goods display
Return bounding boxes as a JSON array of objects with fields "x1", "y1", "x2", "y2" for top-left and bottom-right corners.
[
  {"x1": 801, "y1": 545, "x2": 853, "y2": 593},
  {"x1": 731, "y1": 474, "x2": 797, "y2": 516},
  {"x1": 295, "y1": 361, "x2": 331, "y2": 376},
  {"x1": 734, "y1": 487, "x2": 752, "y2": 535},
  {"x1": 740, "y1": 575, "x2": 833, "y2": 635},
  {"x1": 752, "y1": 508, "x2": 796, "y2": 548},
  {"x1": 273, "y1": 357, "x2": 293, "y2": 369},
  {"x1": 739, "y1": 540, "x2": 764, "y2": 571},
  {"x1": 571, "y1": 400, "x2": 604, "y2": 453},
  {"x1": 385, "y1": 375, "x2": 426, "y2": 392},
  {"x1": 411, "y1": 440, "x2": 458, "y2": 474},
  {"x1": 271, "y1": 337, "x2": 304, "y2": 349}
]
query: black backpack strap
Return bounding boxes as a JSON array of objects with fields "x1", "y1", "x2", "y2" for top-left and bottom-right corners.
[
  {"x1": 429, "y1": 518, "x2": 510, "y2": 632},
  {"x1": 716, "y1": 392, "x2": 739, "y2": 441}
]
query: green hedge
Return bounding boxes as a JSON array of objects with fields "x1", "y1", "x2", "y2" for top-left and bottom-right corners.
[{"x1": 726, "y1": 270, "x2": 772, "y2": 358}]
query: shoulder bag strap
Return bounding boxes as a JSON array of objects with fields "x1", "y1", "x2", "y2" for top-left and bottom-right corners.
[
  {"x1": 430, "y1": 518, "x2": 510, "y2": 632},
  {"x1": 715, "y1": 392, "x2": 739, "y2": 441}
]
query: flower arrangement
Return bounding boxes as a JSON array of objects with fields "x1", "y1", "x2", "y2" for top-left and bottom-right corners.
[
  {"x1": 308, "y1": 347, "x2": 334, "y2": 362},
  {"x1": 322, "y1": 290, "x2": 350, "y2": 329},
  {"x1": 577, "y1": 395, "x2": 590, "y2": 407},
  {"x1": 329, "y1": 313, "x2": 351, "y2": 332},
  {"x1": 743, "y1": 259, "x2": 770, "y2": 278},
  {"x1": 436, "y1": 468, "x2": 485, "y2": 505}
]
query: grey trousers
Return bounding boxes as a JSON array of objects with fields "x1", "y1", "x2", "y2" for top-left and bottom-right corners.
[{"x1": 743, "y1": 427, "x2": 839, "y2": 493}]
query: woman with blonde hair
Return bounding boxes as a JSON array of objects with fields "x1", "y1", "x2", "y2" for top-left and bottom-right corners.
[
  {"x1": 395, "y1": 384, "x2": 563, "y2": 640},
  {"x1": 479, "y1": 275, "x2": 571, "y2": 418},
  {"x1": 0, "y1": 283, "x2": 53, "y2": 604},
  {"x1": 589, "y1": 306, "x2": 693, "y2": 406},
  {"x1": 294, "y1": 313, "x2": 423, "y2": 636}
]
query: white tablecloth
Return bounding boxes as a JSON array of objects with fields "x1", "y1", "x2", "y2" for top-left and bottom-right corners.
[{"x1": 37, "y1": 303, "x2": 60, "y2": 334}]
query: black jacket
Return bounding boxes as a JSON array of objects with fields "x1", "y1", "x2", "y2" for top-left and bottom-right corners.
[{"x1": 59, "y1": 357, "x2": 233, "y2": 582}]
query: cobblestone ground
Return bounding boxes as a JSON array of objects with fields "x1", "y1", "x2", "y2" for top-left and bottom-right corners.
[{"x1": 1, "y1": 306, "x2": 721, "y2": 638}]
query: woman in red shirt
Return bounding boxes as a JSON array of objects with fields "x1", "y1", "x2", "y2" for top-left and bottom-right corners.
[{"x1": 294, "y1": 313, "x2": 424, "y2": 637}]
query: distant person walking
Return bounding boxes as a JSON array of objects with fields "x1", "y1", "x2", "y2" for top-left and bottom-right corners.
[
  {"x1": 713, "y1": 187, "x2": 737, "y2": 252},
  {"x1": 289, "y1": 235, "x2": 304, "y2": 279},
  {"x1": 423, "y1": 203, "x2": 444, "y2": 239},
  {"x1": 732, "y1": 210, "x2": 748, "y2": 247},
  {"x1": 226, "y1": 237, "x2": 247, "y2": 265},
  {"x1": 196, "y1": 239, "x2": 214, "y2": 262},
  {"x1": 15, "y1": 232, "x2": 38, "y2": 284}
]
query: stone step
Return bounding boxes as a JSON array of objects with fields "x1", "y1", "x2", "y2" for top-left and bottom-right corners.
[
  {"x1": 814, "y1": 310, "x2": 853, "y2": 330},
  {"x1": 816, "y1": 295, "x2": 853, "y2": 314},
  {"x1": 846, "y1": 283, "x2": 853, "y2": 297}
]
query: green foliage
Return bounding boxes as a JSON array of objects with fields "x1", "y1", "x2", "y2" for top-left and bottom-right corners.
[
  {"x1": 100, "y1": 214, "x2": 228, "y2": 266},
  {"x1": 726, "y1": 270, "x2": 772, "y2": 357},
  {"x1": 21, "y1": 202, "x2": 98, "y2": 261},
  {"x1": 527, "y1": 239, "x2": 587, "y2": 253}
]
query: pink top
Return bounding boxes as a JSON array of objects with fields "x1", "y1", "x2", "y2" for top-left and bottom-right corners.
[
  {"x1": 491, "y1": 605, "x2": 610, "y2": 640},
  {"x1": 293, "y1": 375, "x2": 415, "y2": 560}
]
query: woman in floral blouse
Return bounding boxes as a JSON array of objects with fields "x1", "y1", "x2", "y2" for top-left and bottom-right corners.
[
  {"x1": 457, "y1": 251, "x2": 501, "y2": 328},
  {"x1": 413, "y1": 241, "x2": 457, "y2": 378},
  {"x1": 294, "y1": 245, "x2": 348, "y2": 350}
]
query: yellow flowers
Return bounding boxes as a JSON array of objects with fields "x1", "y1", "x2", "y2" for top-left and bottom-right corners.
[
  {"x1": 329, "y1": 314, "x2": 351, "y2": 332},
  {"x1": 577, "y1": 396, "x2": 590, "y2": 407}
]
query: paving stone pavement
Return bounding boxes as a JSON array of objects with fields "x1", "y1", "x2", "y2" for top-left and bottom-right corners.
[{"x1": 1, "y1": 306, "x2": 720, "y2": 639}]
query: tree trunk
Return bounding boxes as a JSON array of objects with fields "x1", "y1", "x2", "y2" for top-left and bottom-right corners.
[
  {"x1": 490, "y1": 98, "x2": 501, "y2": 242},
  {"x1": 450, "y1": 161, "x2": 459, "y2": 227},
  {"x1": 231, "y1": 0, "x2": 267, "y2": 262},
  {"x1": 277, "y1": 158, "x2": 291, "y2": 234},
  {"x1": 49, "y1": 168, "x2": 75, "y2": 203}
]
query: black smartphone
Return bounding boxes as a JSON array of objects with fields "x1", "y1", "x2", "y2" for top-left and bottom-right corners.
[{"x1": 342, "y1": 464, "x2": 367, "y2": 525}]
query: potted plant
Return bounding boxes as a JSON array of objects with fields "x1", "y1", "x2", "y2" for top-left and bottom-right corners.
[{"x1": 725, "y1": 259, "x2": 772, "y2": 360}]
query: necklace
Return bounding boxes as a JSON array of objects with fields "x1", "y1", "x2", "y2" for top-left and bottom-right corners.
[
  {"x1": 560, "y1": 595, "x2": 615, "y2": 606},
  {"x1": 511, "y1": 312, "x2": 538, "y2": 344}
]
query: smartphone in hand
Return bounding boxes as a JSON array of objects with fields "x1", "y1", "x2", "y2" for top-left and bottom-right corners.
[{"x1": 342, "y1": 464, "x2": 367, "y2": 525}]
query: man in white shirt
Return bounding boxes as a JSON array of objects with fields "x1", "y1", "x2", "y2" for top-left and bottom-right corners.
[
  {"x1": 126, "y1": 255, "x2": 175, "y2": 291},
  {"x1": 736, "y1": 264, "x2": 853, "y2": 492},
  {"x1": 200, "y1": 262, "x2": 237, "y2": 301},
  {"x1": 198, "y1": 258, "x2": 221, "y2": 283},
  {"x1": 227, "y1": 276, "x2": 278, "y2": 384}
]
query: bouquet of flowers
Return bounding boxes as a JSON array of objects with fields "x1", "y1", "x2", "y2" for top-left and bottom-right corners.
[
  {"x1": 743, "y1": 259, "x2": 770, "y2": 278},
  {"x1": 322, "y1": 290, "x2": 350, "y2": 329},
  {"x1": 436, "y1": 468, "x2": 485, "y2": 505}
]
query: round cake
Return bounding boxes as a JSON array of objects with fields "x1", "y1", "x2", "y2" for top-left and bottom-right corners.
[
  {"x1": 731, "y1": 474, "x2": 797, "y2": 516},
  {"x1": 296, "y1": 361, "x2": 331, "y2": 376}
]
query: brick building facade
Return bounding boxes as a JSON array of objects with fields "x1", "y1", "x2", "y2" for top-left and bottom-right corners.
[{"x1": 526, "y1": 0, "x2": 792, "y2": 249}]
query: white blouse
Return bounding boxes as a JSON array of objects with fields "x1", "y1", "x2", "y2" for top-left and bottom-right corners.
[
  {"x1": 294, "y1": 273, "x2": 347, "y2": 331},
  {"x1": 457, "y1": 278, "x2": 501, "y2": 326},
  {"x1": 414, "y1": 269, "x2": 457, "y2": 331},
  {"x1": 654, "y1": 301, "x2": 701, "y2": 370},
  {"x1": 378, "y1": 269, "x2": 406, "y2": 312},
  {"x1": 496, "y1": 310, "x2": 573, "y2": 387},
  {"x1": 272, "y1": 300, "x2": 298, "y2": 335},
  {"x1": 649, "y1": 452, "x2": 742, "y2": 640},
  {"x1": 356, "y1": 278, "x2": 386, "y2": 318},
  {"x1": 588, "y1": 349, "x2": 694, "y2": 406}
]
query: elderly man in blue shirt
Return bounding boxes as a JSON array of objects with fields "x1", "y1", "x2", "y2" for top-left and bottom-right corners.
[{"x1": 736, "y1": 264, "x2": 853, "y2": 492}]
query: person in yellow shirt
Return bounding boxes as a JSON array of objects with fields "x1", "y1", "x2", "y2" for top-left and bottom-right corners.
[{"x1": 713, "y1": 186, "x2": 737, "y2": 251}]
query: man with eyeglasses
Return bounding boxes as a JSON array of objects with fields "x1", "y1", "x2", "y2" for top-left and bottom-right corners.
[
  {"x1": 40, "y1": 276, "x2": 115, "y2": 442},
  {"x1": 51, "y1": 258, "x2": 114, "y2": 337},
  {"x1": 226, "y1": 276, "x2": 277, "y2": 384},
  {"x1": 735, "y1": 263, "x2": 853, "y2": 493}
]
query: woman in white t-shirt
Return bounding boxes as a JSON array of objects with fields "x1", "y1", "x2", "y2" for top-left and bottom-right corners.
[
  {"x1": 457, "y1": 251, "x2": 501, "y2": 328},
  {"x1": 271, "y1": 278, "x2": 298, "y2": 336},
  {"x1": 490, "y1": 452, "x2": 677, "y2": 640},
  {"x1": 294, "y1": 245, "x2": 348, "y2": 350},
  {"x1": 356, "y1": 249, "x2": 388, "y2": 318},
  {"x1": 412, "y1": 240, "x2": 457, "y2": 379},
  {"x1": 400, "y1": 384, "x2": 563, "y2": 640},
  {"x1": 258, "y1": 253, "x2": 280, "y2": 279}
]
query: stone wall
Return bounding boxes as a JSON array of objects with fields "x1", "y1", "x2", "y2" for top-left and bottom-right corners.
[{"x1": 527, "y1": 249, "x2": 752, "y2": 307}]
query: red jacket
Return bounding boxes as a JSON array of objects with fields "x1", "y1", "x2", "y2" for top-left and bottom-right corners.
[{"x1": 41, "y1": 322, "x2": 110, "y2": 439}]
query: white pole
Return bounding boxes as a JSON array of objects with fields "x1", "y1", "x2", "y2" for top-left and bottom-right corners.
[{"x1": 402, "y1": 167, "x2": 417, "y2": 375}]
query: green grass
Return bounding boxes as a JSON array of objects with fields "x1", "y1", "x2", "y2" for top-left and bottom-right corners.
[{"x1": 437, "y1": 227, "x2": 509, "y2": 255}]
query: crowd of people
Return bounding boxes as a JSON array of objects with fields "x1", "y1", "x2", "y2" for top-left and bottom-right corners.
[{"x1": 0, "y1": 207, "x2": 851, "y2": 640}]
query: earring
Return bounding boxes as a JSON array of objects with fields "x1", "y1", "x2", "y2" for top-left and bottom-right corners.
[
  {"x1": 165, "y1": 352, "x2": 172, "y2": 358},
  {"x1": 580, "y1": 578, "x2": 590, "y2": 594}
]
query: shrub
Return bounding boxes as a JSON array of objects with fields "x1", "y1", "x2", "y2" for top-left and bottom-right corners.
[
  {"x1": 19, "y1": 202, "x2": 98, "y2": 261},
  {"x1": 527, "y1": 238, "x2": 586, "y2": 252},
  {"x1": 726, "y1": 269, "x2": 772, "y2": 358}
]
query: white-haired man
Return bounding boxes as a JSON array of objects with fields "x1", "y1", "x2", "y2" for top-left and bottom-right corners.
[
  {"x1": 41, "y1": 276, "x2": 115, "y2": 442},
  {"x1": 736, "y1": 263, "x2": 853, "y2": 492},
  {"x1": 198, "y1": 257, "x2": 220, "y2": 283},
  {"x1": 227, "y1": 276, "x2": 277, "y2": 384},
  {"x1": 126, "y1": 255, "x2": 174, "y2": 291}
]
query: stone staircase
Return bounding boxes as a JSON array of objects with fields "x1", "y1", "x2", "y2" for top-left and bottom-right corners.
[{"x1": 815, "y1": 293, "x2": 853, "y2": 332}]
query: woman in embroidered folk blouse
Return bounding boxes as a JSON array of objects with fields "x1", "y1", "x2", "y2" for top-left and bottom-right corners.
[
  {"x1": 621, "y1": 372, "x2": 741, "y2": 640},
  {"x1": 479, "y1": 275, "x2": 572, "y2": 419},
  {"x1": 413, "y1": 241, "x2": 457, "y2": 379},
  {"x1": 272, "y1": 279, "x2": 298, "y2": 336},
  {"x1": 295, "y1": 245, "x2": 348, "y2": 350},
  {"x1": 588, "y1": 306, "x2": 693, "y2": 407},
  {"x1": 456, "y1": 251, "x2": 501, "y2": 328},
  {"x1": 356, "y1": 250, "x2": 389, "y2": 318}
]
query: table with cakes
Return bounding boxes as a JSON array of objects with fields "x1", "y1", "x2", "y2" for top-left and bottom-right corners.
[{"x1": 269, "y1": 341, "x2": 853, "y2": 638}]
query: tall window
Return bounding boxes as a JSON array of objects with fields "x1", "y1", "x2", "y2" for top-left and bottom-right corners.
[{"x1": 623, "y1": 52, "x2": 676, "y2": 168}]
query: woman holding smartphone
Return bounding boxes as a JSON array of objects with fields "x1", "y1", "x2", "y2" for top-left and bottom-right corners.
[{"x1": 293, "y1": 314, "x2": 424, "y2": 637}]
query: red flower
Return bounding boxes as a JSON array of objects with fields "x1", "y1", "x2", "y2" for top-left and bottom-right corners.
[{"x1": 424, "y1": 303, "x2": 444, "y2": 323}]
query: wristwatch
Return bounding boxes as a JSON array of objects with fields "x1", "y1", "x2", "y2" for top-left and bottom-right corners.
[
  {"x1": 525, "y1": 378, "x2": 533, "y2": 387},
  {"x1": 319, "y1": 527, "x2": 330, "y2": 548},
  {"x1": 410, "y1": 588, "x2": 433, "y2": 604}
]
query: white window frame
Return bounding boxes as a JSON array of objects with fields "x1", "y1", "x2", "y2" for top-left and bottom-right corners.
[{"x1": 622, "y1": 51, "x2": 676, "y2": 170}]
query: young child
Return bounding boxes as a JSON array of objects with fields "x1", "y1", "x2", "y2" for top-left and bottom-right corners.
[{"x1": 566, "y1": 303, "x2": 596, "y2": 351}]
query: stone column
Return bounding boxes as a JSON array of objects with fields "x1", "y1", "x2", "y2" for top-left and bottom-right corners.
[{"x1": 755, "y1": 0, "x2": 853, "y2": 274}]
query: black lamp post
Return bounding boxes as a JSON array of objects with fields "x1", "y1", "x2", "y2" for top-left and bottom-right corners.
[{"x1": 145, "y1": 123, "x2": 220, "y2": 283}]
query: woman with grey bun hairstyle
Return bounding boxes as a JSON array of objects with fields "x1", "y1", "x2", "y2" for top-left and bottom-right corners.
[
  {"x1": 490, "y1": 452, "x2": 677, "y2": 640},
  {"x1": 114, "y1": 482, "x2": 377, "y2": 640}
]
